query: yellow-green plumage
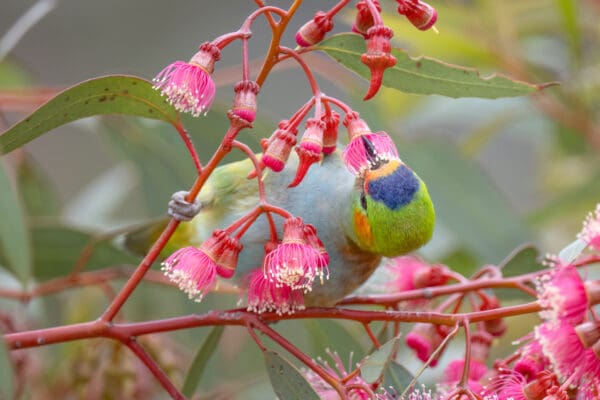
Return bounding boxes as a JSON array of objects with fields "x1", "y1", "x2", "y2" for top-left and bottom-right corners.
[{"x1": 126, "y1": 150, "x2": 435, "y2": 306}]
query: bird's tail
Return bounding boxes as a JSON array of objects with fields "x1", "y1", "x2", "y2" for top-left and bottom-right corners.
[{"x1": 115, "y1": 217, "x2": 170, "y2": 257}]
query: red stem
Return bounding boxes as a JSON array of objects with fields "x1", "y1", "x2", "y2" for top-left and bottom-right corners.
[
  {"x1": 127, "y1": 339, "x2": 185, "y2": 399},
  {"x1": 4, "y1": 302, "x2": 542, "y2": 350},
  {"x1": 100, "y1": 117, "x2": 249, "y2": 323}
]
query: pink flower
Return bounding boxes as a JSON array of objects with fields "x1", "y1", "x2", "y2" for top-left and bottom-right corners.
[
  {"x1": 342, "y1": 112, "x2": 399, "y2": 175},
  {"x1": 536, "y1": 263, "x2": 588, "y2": 324},
  {"x1": 396, "y1": 0, "x2": 438, "y2": 31},
  {"x1": 153, "y1": 42, "x2": 220, "y2": 117},
  {"x1": 263, "y1": 217, "x2": 328, "y2": 291},
  {"x1": 161, "y1": 230, "x2": 242, "y2": 301},
  {"x1": 536, "y1": 322, "x2": 600, "y2": 383},
  {"x1": 161, "y1": 247, "x2": 218, "y2": 302},
  {"x1": 485, "y1": 370, "x2": 559, "y2": 400},
  {"x1": 406, "y1": 323, "x2": 447, "y2": 366},
  {"x1": 578, "y1": 204, "x2": 600, "y2": 251},
  {"x1": 245, "y1": 268, "x2": 304, "y2": 315},
  {"x1": 385, "y1": 256, "x2": 449, "y2": 292},
  {"x1": 514, "y1": 340, "x2": 549, "y2": 381}
]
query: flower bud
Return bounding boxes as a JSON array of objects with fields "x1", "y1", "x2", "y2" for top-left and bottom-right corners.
[
  {"x1": 295, "y1": 11, "x2": 334, "y2": 47},
  {"x1": 262, "y1": 122, "x2": 298, "y2": 172},
  {"x1": 361, "y1": 25, "x2": 397, "y2": 100},
  {"x1": 397, "y1": 0, "x2": 438, "y2": 31},
  {"x1": 232, "y1": 80, "x2": 260, "y2": 123},
  {"x1": 352, "y1": 0, "x2": 381, "y2": 38}
]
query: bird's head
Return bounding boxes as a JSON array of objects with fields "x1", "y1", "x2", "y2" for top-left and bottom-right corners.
[{"x1": 345, "y1": 136, "x2": 435, "y2": 257}]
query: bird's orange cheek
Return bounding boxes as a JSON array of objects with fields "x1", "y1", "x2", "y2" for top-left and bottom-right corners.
[{"x1": 353, "y1": 210, "x2": 373, "y2": 247}]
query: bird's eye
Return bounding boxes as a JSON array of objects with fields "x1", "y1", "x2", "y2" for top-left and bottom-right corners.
[{"x1": 360, "y1": 192, "x2": 367, "y2": 210}]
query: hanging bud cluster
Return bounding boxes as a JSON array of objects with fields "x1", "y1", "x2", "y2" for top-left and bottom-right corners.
[
  {"x1": 295, "y1": 11, "x2": 334, "y2": 47},
  {"x1": 261, "y1": 110, "x2": 341, "y2": 187},
  {"x1": 396, "y1": 0, "x2": 438, "y2": 31},
  {"x1": 161, "y1": 229, "x2": 243, "y2": 302}
]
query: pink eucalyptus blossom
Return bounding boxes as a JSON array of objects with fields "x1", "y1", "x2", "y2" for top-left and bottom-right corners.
[
  {"x1": 578, "y1": 203, "x2": 600, "y2": 251},
  {"x1": 245, "y1": 268, "x2": 305, "y2": 315},
  {"x1": 153, "y1": 42, "x2": 220, "y2": 117}
]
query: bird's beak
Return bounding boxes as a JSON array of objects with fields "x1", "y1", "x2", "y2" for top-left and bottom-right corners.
[{"x1": 361, "y1": 135, "x2": 383, "y2": 170}]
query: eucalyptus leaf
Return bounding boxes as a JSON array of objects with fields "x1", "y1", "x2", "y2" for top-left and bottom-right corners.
[
  {"x1": 498, "y1": 244, "x2": 541, "y2": 277},
  {"x1": 0, "y1": 163, "x2": 31, "y2": 283},
  {"x1": 182, "y1": 326, "x2": 225, "y2": 397},
  {"x1": 264, "y1": 350, "x2": 320, "y2": 400},
  {"x1": 360, "y1": 336, "x2": 401, "y2": 383},
  {"x1": 383, "y1": 361, "x2": 415, "y2": 393},
  {"x1": 0, "y1": 75, "x2": 179, "y2": 154},
  {"x1": 558, "y1": 238, "x2": 587, "y2": 264},
  {"x1": 28, "y1": 223, "x2": 138, "y2": 281},
  {"x1": 16, "y1": 154, "x2": 60, "y2": 217},
  {"x1": 317, "y1": 34, "x2": 546, "y2": 99}
]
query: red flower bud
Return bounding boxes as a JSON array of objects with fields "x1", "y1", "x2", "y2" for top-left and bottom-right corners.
[
  {"x1": 397, "y1": 0, "x2": 438, "y2": 31},
  {"x1": 321, "y1": 111, "x2": 340, "y2": 155},
  {"x1": 262, "y1": 122, "x2": 298, "y2": 172},
  {"x1": 295, "y1": 11, "x2": 334, "y2": 47},
  {"x1": 288, "y1": 118, "x2": 325, "y2": 187},
  {"x1": 232, "y1": 80, "x2": 260, "y2": 123},
  {"x1": 352, "y1": 0, "x2": 381, "y2": 38},
  {"x1": 360, "y1": 25, "x2": 397, "y2": 100}
]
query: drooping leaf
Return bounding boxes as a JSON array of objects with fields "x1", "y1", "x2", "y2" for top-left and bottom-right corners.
[
  {"x1": 101, "y1": 117, "x2": 193, "y2": 216},
  {"x1": 383, "y1": 361, "x2": 416, "y2": 393},
  {"x1": 264, "y1": 350, "x2": 320, "y2": 400},
  {"x1": 182, "y1": 326, "x2": 225, "y2": 397},
  {"x1": 305, "y1": 320, "x2": 365, "y2": 361},
  {"x1": 361, "y1": 336, "x2": 401, "y2": 383},
  {"x1": 16, "y1": 153, "x2": 60, "y2": 217},
  {"x1": 0, "y1": 162, "x2": 31, "y2": 283},
  {"x1": 27, "y1": 222, "x2": 138, "y2": 281},
  {"x1": 499, "y1": 244, "x2": 541, "y2": 277},
  {"x1": 0, "y1": 332, "x2": 14, "y2": 400},
  {"x1": 558, "y1": 238, "x2": 588, "y2": 264},
  {"x1": 0, "y1": 75, "x2": 179, "y2": 155},
  {"x1": 317, "y1": 34, "x2": 546, "y2": 99}
]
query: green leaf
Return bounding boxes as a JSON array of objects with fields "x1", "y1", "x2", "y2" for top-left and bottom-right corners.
[
  {"x1": 0, "y1": 75, "x2": 179, "y2": 155},
  {"x1": 317, "y1": 34, "x2": 545, "y2": 98},
  {"x1": 264, "y1": 350, "x2": 320, "y2": 400},
  {"x1": 557, "y1": 0, "x2": 581, "y2": 62},
  {"x1": 558, "y1": 238, "x2": 587, "y2": 264},
  {"x1": 182, "y1": 326, "x2": 225, "y2": 397},
  {"x1": 383, "y1": 361, "x2": 415, "y2": 393},
  {"x1": 16, "y1": 154, "x2": 60, "y2": 217},
  {"x1": 360, "y1": 336, "x2": 401, "y2": 383},
  {"x1": 0, "y1": 163, "x2": 31, "y2": 283},
  {"x1": 305, "y1": 320, "x2": 365, "y2": 361},
  {"x1": 498, "y1": 244, "x2": 541, "y2": 277},
  {"x1": 28, "y1": 222, "x2": 138, "y2": 280},
  {"x1": 0, "y1": 331, "x2": 14, "y2": 400}
]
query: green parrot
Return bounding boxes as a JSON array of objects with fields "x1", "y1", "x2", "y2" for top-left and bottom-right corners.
[{"x1": 126, "y1": 140, "x2": 435, "y2": 307}]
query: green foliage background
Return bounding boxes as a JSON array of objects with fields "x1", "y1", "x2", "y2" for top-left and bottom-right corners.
[{"x1": 0, "y1": 0, "x2": 599, "y2": 398}]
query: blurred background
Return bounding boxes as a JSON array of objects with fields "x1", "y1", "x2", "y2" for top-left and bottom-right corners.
[{"x1": 1, "y1": 0, "x2": 600, "y2": 398}]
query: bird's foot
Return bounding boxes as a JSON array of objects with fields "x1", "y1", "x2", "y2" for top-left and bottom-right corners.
[{"x1": 168, "y1": 191, "x2": 201, "y2": 221}]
